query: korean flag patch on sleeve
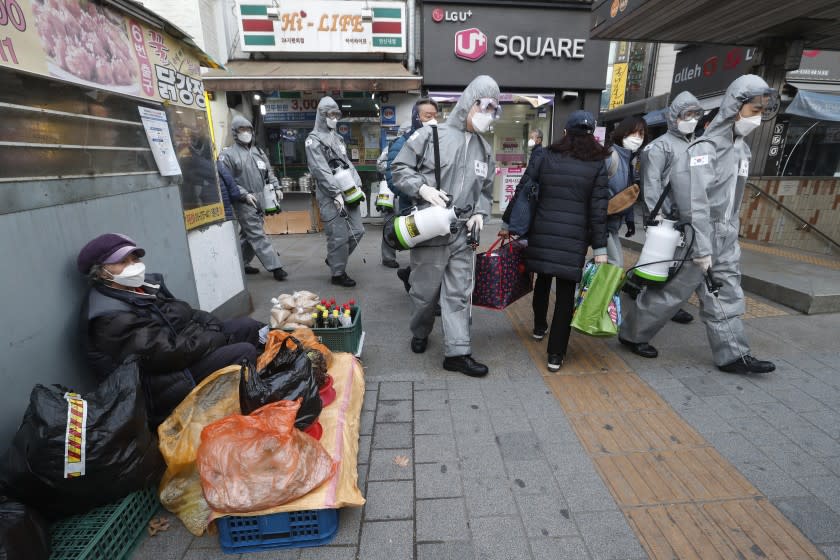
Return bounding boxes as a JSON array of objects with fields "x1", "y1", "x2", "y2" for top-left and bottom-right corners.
[{"x1": 690, "y1": 154, "x2": 710, "y2": 167}]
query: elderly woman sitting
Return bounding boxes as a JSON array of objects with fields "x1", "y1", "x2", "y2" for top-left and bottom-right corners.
[{"x1": 78, "y1": 233, "x2": 264, "y2": 426}]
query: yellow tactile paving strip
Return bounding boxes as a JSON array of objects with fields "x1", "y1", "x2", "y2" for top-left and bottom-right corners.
[
  {"x1": 740, "y1": 240, "x2": 840, "y2": 270},
  {"x1": 620, "y1": 247, "x2": 792, "y2": 319},
  {"x1": 506, "y1": 293, "x2": 825, "y2": 559}
]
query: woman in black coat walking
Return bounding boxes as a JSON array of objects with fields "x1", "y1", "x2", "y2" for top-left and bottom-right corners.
[{"x1": 524, "y1": 111, "x2": 610, "y2": 370}]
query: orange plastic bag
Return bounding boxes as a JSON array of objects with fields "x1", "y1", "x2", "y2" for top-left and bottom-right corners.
[
  {"x1": 258, "y1": 329, "x2": 333, "y2": 372},
  {"x1": 196, "y1": 399, "x2": 337, "y2": 514}
]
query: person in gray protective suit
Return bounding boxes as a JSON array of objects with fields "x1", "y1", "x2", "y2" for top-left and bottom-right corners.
[
  {"x1": 619, "y1": 75, "x2": 778, "y2": 375},
  {"x1": 626, "y1": 92, "x2": 707, "y2": 331},
  {"x1": 391, "y1": 75, "x2": 499, "y2": 377},
  {"x1": 219, "y1": 115, "x2": 288, "y2": 281},
  {"x1": 305, "y1": 97, "x2": 365, "y2": 287}
]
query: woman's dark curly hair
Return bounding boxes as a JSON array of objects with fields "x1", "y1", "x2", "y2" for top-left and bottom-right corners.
[{"x1": 550, "y1": 129, "x2": 612, "y2": 162}]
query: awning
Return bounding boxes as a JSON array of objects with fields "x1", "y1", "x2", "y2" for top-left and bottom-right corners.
[
  {"x1": 428, "y1": 92, "x2": 555, "y2": 106},
  {"x1": 786, "y1": 90, "x2": 840, "y2": 122},
  {"x1": 788, "y1": 81, "x2": 840, "y2": 94},
  {"x1": 643, "y1": 108, "x2": 667, "y2": 126},
  {"x1": 590, "y1": 0, "x2": 840, "y2": 50},
  {"x1": 201, "y1": 61, "x2": 421, "y2": 92},
  {"x1": 698, "y1": 95, "x2": 723, "y2": 112},
  {"x1": 599, "y1": 92, "x2": 669, "y2": 124}
]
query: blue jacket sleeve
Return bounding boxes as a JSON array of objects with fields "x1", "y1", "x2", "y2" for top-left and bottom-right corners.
[
  {"x1": 385, "y1": 135, "x2": 407, "y2": 196},
  {"x1": 216, "y1": 160, "x2": 240, "y2": 220}
]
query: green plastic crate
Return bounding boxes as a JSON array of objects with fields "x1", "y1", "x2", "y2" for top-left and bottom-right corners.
[
  {"x1": 311, "y1": 306, "x2": 363, "y2": 355},
  {"x1": 49, "y1": 487, "x2": 159, "y2": 560}
]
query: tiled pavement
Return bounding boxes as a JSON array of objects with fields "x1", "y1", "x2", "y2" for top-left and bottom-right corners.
[{"x1": 133, "y1": 222, "x2": 840, "y2": 559}]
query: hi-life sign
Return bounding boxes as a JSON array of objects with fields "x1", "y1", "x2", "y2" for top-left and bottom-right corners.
[
  {"x1": 424, "y1": 4, "x2": 608, "y2": 88},
  {"x1": 236, "y1": 0, "x2": 406, "y2": 53}
]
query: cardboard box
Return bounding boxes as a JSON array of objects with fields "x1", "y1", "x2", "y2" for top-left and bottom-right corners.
[{"x1": 264, "y1": 211, "x2": 316, "y2": 235}]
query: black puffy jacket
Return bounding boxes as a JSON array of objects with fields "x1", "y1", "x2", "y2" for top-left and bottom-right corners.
[
  {"x1": 80, "y1": 274, "x2": 228, "y2": 425},
  {"x1": 524, "y1": 151, "x2": 609, "y2": 282}
]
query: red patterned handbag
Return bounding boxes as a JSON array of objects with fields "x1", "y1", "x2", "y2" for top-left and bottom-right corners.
[{"x1": 472, "y1": 238, "x2": 533, "y2": 310}]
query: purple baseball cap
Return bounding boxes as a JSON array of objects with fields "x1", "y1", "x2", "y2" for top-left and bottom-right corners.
[{"x1": 76, "y1": 233, "x2": 145, "y2": 274}]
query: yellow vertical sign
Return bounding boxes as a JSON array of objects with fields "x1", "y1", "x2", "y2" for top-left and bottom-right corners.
[{"x1": 609, "y1": 62, "x2": 628, "y2": 110}]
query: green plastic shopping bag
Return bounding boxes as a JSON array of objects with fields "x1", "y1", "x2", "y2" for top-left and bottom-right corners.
[{"x1": 570, "y1": 261, "x2": 625, "y2": 337}]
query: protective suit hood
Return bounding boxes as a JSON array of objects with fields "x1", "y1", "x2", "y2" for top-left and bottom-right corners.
[
  {"x1": 667, "y1": 91, "x2": 702, "y2": 136},
  {"x1": 703, "y1": 74, "x2": 771, "y2": 143},
  {"x1": 314, "y1": 97, "x2": 340, "y2": 134},
  {"x1": 231, "y1": 115, "x2": 253, "y2": 145},
  {"x1": 447, "y1": 75, "x2": 500, "y2": 132}
]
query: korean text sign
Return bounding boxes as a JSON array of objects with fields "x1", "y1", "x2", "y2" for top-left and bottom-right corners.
[
  {"x1": 0, "y1": 0, "x2": 205, "y2": 109},
  {"x1": 237, "y1": 0, "x2": 406, "y2": 53}
]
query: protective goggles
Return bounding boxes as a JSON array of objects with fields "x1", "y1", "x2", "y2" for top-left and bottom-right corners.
[
  {"x1": 738, "y1": 88, "x2": 780, "y2": 120},
  {"x1": 325, "y1": 110, "x2": 343, "y2": 120},
  {"x1": 475, "y1": 98, "x2": 502, "y2": 119},
  {"x1": 678, "y1": 108, "x2": 705, "y2": 121}
]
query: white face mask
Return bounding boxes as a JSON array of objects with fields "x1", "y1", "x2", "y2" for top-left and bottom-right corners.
[
  {"x1": 527, "y1": 139, "x2": 536, "y2": 148},
  {"x1": 677, "y1": 119, "x2": 698, "y2": 135},
  {"x1": 107, "y1": 262, "x2": 146, "y2": 288},
  {"x1": 622, "y1": 135, "x2": 643, "y2": 152},
  {"x1": 326, "y1": 117, "x2": 338, "y2": 129},
  {"x1": 236, "y1": 131, "x2": 252, "y2": 144},
  {"x1": 734, "y1": 114, "x2": 762, "y2": 136},
  {"x1": 422, "y1": 118, "x2": 438, "y2": 127},
  {"x1": 471, "y1": 112, "x2": 494, "y2": 133}
]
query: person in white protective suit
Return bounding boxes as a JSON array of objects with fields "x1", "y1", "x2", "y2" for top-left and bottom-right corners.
[
  {"x1": 305, "y1": 97, "x2": 366, "y2": 287},
  {"x1": 391, "y1": 75, "x2": 499, "y2": 377},
  {"x1": 219, "y1": 116, "x2": 288, "y2": 281},
  {"x1": 619, "y1": 75, "x2": 778, "y2": 375},
  {"x1": 622, "y1": 92, "x2": 707, "y2": 336}
]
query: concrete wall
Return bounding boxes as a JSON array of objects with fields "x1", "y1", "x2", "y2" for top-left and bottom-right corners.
[
  {"x1": 139, "y1": 0, "x2": 205, "y2": 50},
  {"x1": 742, "y1": 177, "x2": 840, "y2": 255},
  {"x1": 652, "y1": 44, "x2": 678, "y2": 98},
  {"x1": 0, "y1": 184, "x2": 197, "y2": 449}
]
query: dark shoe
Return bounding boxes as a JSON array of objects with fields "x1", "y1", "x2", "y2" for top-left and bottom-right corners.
[
  {"x1": 718, "y1": 355, "x2": 776, "y2": 375},
  {"x1": 547, "y1": 354, "x2": 564, "y2": 371},
  {"x1": 671, "y1": 309, "x2": 694, "y2": 324},
  {"x1": 244, "y1": 265, "x2": 259, "y2": 275},
  {"x1": 397, "y1": 267, "x2": 411, "y2": 293},
  {"x1": 443, "y1": 355, "x2": 489, "y2": 377},
  {"x1": 533, "y1": 327, "x2": 547, "y2": 341},
  {"x1": 619, "y1": 337, "x2": 659, "y2": 358},
  {"x1": 411, "y1": 337, "x2": 428, "y2": 354},
  {"x1": 382, "y1": 260, "x2": 400, "y2": 269},
  {"x1": 331, "y1": 273, "x2": 356, "y2": 287},
  {"x1": 434, "y1": 303, "x2": 441, "y2": 317},
  {"x1": 272, "y1": 268, "x2": 288, "y2": 281}
]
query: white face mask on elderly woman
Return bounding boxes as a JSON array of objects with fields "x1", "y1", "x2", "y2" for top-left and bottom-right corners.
[{"x1": 106, "y1": 262, "x2": 147, "y2": 288}]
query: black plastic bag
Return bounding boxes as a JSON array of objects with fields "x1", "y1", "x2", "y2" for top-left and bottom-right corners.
[
  {"x1": 239, "y1": 337, "x2": 321, "y2": 428},
  {"x1": 0, "y1": 358, "x2": 164, "y2": 519},
  {"x1": 0, "y1": 497, "x2": 49, "y2": 560}
]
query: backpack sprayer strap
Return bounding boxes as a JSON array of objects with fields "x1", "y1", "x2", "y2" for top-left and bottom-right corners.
[
  {"x1": 646, "y1": 183, "x2": 672, "y2": 226},
  {"x1": 431, "y1": 125, "x2": 442, "y2": 191}
]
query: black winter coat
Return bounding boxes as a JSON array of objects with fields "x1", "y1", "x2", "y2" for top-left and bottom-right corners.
[
  {"x1": 80, "y1": 274, "x2": 228, "y2": 425},
  {"x1": 524, "y1": 151, "x2": 609, "y2": 282}
]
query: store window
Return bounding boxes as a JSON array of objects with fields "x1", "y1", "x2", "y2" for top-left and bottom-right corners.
[
  {"x1": 778, "y1": 116, "x2": 840, "y2": 177},
  {"x1": 166, "y1": 106, "x2": 223, "y2": 211},
  {"x1": 260, "y1": 93, "x2": 383, "y2": 201},
  {"x1": 435, "y1": 98, "x2": 552, "y2": 214}
]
